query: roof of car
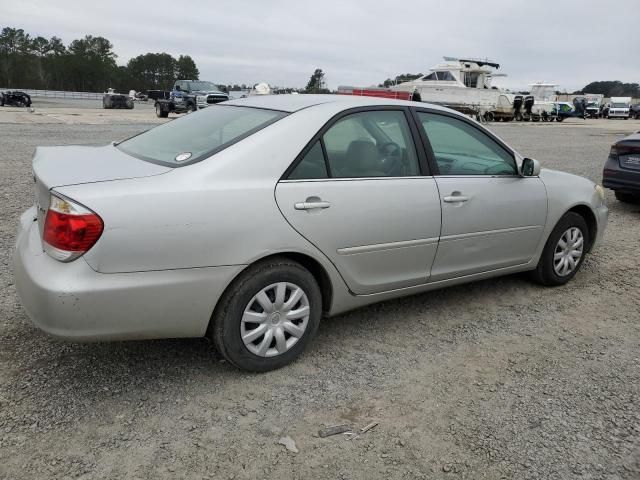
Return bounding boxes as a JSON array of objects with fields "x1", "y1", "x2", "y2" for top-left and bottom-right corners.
[{"x1": 224, "y1": 93, "x2": 451, "y2": 113}]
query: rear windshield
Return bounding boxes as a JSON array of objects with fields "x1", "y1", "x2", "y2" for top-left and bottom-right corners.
[{"x1": 117, "y1": 105, "x2": 287, "y2": 166}]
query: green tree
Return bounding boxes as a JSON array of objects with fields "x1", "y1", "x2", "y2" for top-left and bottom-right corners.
[
  {"x1": 66, "y1": 35, "x2": 118, "y2": 91},
  {"x1": 127, "y1": 52, "x2": 176, "y2": 90},
  {"x1": 574, "y1": 81, "x2": 640, "y2": 97},
  {"x1": 305, "y1": 68, "x2": 329, "y2": 93},
  {"x1": 0, "y1": 27, "x2": 32, "y2": 87},
  {"x1": 175, "y1": 55, "x2": 199, "y2": 80}
]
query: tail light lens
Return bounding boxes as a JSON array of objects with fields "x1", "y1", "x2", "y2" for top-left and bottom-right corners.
[
  {"x1": 43, "y1": 193, "x2": 103, "y2": 262},
  {"x1": 609, "y1": 145, "x2": 618, "y2": 157}
]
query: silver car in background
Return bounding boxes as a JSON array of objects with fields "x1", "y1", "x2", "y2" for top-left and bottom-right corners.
[{"x1": 14, "y1": 95, "x2": 608, "y2": 371}]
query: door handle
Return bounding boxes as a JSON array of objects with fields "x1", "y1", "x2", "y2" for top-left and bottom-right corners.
[
  {"x1": 443, "y1": 195, "x2": 469, "y2": 203},
  {"x1": 294, "y1": 201, "x2": 331, "y2": 210}
]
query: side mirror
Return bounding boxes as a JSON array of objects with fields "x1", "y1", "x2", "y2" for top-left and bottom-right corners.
[
  {"x1": 175, "y1": 85, "x2": 181, "y2": 91},
  {"x1": 521, "y1": 158, "x2": 541, "y2": 176}
]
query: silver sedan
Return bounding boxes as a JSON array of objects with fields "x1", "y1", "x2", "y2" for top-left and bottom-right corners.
[{"x1": 14, "y1": 95, "x2": 608, "y2": 371}]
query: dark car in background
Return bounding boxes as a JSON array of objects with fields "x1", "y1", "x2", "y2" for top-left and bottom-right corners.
[
  {"x1": 603, "y1": 132, "x2": 640, "y2": 203},
  {"x1": 0, "y1": 90, "x2": 31, "y2": 107},
  {"x1": 630, "y1": 104, "x2": 640, "y2": 120}
]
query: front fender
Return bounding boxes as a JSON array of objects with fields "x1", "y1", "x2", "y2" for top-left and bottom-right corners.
[{"x1": 538, "y1": 169, "x2": 608, "y2": 253}]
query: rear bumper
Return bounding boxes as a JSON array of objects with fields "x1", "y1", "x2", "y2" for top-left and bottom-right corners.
[
  {"x1": 13, "y1": 207, "x2": 243, "y2": 341},
  {"x1": 603, "y1": 156, "x2": 640, "y2": 194}
]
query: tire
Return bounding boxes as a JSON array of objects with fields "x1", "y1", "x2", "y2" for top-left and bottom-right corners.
[
  {"x1": 155, "y1": 103, "x2": 168, "y2": 118},
  {"x1": 531, "y1": 212, "x2": 589, "y2": 286},
  {"x1": 556, "y1": 117, "x2": 564, "y2": 122},
  {"x1": 126, "y1": 99, "x2": 134, "y2": 109},
  {"x1": 615, "y1": 191, "x2": 640, "y2": 204},
  {"x1": 210, "y1": 257, "x2": 322, "y2": 372},
  {"x1": 188, "y1": 102, "x2": 197, "y2": 113}
]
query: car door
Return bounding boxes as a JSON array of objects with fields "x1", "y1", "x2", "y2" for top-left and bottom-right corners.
[
  {"x1": 413, "y1": 110, "x2": 548, "y2": 281},
  {"x1": 275, "y1": 108, "x2": 442, "y2": 295}
]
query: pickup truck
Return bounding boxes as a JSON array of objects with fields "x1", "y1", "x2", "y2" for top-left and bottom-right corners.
[{"x1": 154, "y1": 80, "x2": 229, "y2": 118}]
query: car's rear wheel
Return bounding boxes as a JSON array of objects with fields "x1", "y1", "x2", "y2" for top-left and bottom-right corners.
[
  {"x1": 615, "y1": 191, "x2": 640, "y2": 204},
  {"x1": 210, "y1": 258, "x2": 322, "y2": 372},
  {"x1": 531, "y1": 212, "x2": 589, "y2": 286}
]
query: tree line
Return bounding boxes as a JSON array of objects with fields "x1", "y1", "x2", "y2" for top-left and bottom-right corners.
[
  {"x1": 0, "y1": 27, "x2": 199, "y2": 92},
  {"x1": 573, "y1": 81, "x2": 640, "y2": 98}
]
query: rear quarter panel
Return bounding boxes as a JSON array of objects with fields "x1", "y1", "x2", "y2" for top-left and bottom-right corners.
[{"x1": 54, "y1": 104, "x2": 352, "y2": 298}]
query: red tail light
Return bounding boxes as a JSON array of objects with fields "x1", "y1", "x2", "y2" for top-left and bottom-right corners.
[{"x1": 43, "y1": 194, "x2": 103, "y2": 262}]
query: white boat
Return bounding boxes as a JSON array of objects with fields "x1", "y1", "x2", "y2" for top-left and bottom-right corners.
[
  {"x1": 390, "y1": 57, "x2": 516, "y2": 120},
  {"x1": 528, "y1": 83, "x2": 558, "y2": 118}
]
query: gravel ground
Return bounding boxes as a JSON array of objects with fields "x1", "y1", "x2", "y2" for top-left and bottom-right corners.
[{"x1": 1, "y1": 115, "x2": 639, "y2": 480}]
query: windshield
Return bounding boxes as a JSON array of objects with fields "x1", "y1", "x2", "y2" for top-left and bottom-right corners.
[
  {"x1": 117, "y1": 105, "x2": 287, "y2": 166},
  {"x1": 187, "y1": 81, "x2": 220, "y2": 91},
  {"x1": 611, "y1": 102, "x2": 628, "y2": 108}
]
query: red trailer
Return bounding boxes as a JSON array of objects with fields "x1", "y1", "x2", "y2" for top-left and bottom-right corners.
[{"x1": 337, "y1": 86, "x2": 416, "y2": 101}]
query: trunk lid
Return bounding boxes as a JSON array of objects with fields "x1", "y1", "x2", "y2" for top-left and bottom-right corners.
[
  {"x1": 615, "y1": 135, "x2": 640, "y2": 171},
  {"x1": 33, "y1": 144, "x2": 171, "y2": 234}
]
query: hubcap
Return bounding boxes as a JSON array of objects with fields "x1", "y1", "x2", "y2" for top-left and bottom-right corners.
[
  {"x1": 241, "y1": 282, "x2": 310, "y2": 358},
  {"x1": 553, "y1": 227, "x2": 584, "y2": 276}
]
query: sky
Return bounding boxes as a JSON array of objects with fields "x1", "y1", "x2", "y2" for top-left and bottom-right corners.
[{"x1": 2, "y1": 0, "x2": 639, "y2": 91}]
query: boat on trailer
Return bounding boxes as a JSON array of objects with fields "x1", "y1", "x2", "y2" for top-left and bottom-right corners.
[{"x1": 389, "y1": 57, "x2": 517, "y2": 121}]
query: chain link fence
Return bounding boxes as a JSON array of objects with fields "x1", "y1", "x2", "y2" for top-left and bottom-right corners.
[{"x1": 0, "y1": 88, "x2": 103, "y2": 100}]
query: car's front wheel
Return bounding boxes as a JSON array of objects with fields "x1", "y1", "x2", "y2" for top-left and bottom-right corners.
[
  {"x1": 210, "y1": 258, "x2": 322, "y2": 372},
  {"x1": 531, "y1": 212, "x2": 589, "y2": 286}
]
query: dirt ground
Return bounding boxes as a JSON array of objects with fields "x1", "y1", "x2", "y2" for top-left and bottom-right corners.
[{"x1": 1, "y1": 101, "x2": 639, "y2": 480}]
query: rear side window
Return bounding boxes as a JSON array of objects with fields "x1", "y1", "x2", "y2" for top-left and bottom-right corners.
[
  {"x1": 287, "y1": 110, "x2": 420, "y2": 180},
  {"x1": 288, "y1": 141, "x2": 328, "y2": 179},
  {"x1": 117, "y1": 105, "x2": 286, "y2": 166}
]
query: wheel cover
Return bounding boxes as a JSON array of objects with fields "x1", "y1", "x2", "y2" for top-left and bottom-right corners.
[
  {"x1": 553, "y1": 227, "x2": 584, "y2": 276},
  {"x1": 240, "y1": 282, "x2": 310, "y2": 358}
]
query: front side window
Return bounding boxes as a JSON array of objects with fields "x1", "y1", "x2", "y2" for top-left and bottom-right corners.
[
  {"x1": 117, "y1": 105, "x2": 286, "y2": 166},
  {"x1": 322, "y1": 110, "x2": 420, "y2": 178},
  {"x1": 417, "y1": 112, "x2": 516, "y2": 176},
  {"x1": 421, "y1": 73, "x2": 437, "y2": 81}
]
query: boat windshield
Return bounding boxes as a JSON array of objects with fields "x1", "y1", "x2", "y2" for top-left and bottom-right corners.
[{"x1": 435, "y1": 71, "x2": 456, "y2": 81}]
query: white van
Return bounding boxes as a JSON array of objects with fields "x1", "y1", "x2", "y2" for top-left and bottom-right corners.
[{"x1": 608, "y1": 97, "x2": 632, "y2": 119}]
